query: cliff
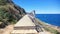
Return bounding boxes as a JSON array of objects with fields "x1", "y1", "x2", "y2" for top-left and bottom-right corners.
[{"x1": 0, "y1": 0, "x2": 26, "y2": 28}]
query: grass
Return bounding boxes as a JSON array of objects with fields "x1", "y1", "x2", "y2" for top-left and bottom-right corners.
[
  {"x1": 35, "y1": 18, "x2": 60, "y2": 34},
  {"x1": 44, "y1": 27, "x2": 59, "y2": 34}
]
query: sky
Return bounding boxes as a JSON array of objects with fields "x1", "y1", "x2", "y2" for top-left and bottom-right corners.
[{"x1": 12, "y1": 0, "x2": 60, "y2": 14}]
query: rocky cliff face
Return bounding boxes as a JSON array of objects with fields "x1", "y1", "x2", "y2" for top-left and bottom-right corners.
[{"x1": 0, "y1": 0, "x2": 26, "y2": 28}]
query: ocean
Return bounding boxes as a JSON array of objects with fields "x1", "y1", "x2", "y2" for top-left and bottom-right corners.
[{"x1": 36, "y1": 14, "x2": 60, "y2": 26}]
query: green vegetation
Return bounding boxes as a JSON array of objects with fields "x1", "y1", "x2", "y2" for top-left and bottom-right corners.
[
  {"x1": 35, "y1": 18, "x2": 60, "y2": 34},
  {"x1": 44, "y1": 27, "x2": 59, "y2": 34},
  {"x1": 0, "y1": 0, "x2": 7, "y2": 5},
  {"x1": 0, "y1": 0, "x2": 26, "y2": 28},
  {"x1": 0, "y1": 7, "x2": 17, "y2": 24}
]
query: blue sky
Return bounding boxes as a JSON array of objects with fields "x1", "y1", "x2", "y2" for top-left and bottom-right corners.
[{"x1": 13, "y1": 0, "x2": 60, "y2": 14}]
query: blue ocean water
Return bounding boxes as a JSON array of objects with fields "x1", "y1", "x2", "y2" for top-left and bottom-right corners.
[{"x1": 36, "y1": 14, "x2": 60, "y2": 26}]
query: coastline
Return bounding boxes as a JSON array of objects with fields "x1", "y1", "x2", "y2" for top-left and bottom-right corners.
[
  {"x1": 36, "y1": 18, "x2": 60, "y2": 33},
  {"x1": 0, "y1": 15, "x2": 60, "y2": 34},
  {"x1": 36, "y1": 14, "x2": 60, "y2": 26}
]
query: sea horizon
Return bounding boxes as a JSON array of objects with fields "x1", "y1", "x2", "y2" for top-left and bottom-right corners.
[{"x1": 36, "y1": 14, "x2": 60, "y2": 26}]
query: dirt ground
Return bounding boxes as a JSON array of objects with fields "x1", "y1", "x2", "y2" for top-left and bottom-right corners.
[{"x1": 0, "y1": 25, "x2": 14, "y2": 34}]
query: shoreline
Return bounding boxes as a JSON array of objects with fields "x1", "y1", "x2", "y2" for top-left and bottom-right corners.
[
  {"x1": 36, "y1": 18, "x2": 60, "y2": 32},
  {"x1": 36, "y1": 14, "x2": 60, "y2": 27},
  {"x1": 36, "y1": 18, "x2": 60, "y2": 27}
]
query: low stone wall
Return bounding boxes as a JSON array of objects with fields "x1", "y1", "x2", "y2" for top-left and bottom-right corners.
[
  {"x1": 11, "y1": 33, "x2": 37, "y2": 34},
  {"x1": 14, "y1": 26, "x2": 36, "y2": 30}
]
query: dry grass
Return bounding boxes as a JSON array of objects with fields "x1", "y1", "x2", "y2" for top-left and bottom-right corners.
[{"x1": 35, "y1": 18, "x2": 60, "y2": 34}]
